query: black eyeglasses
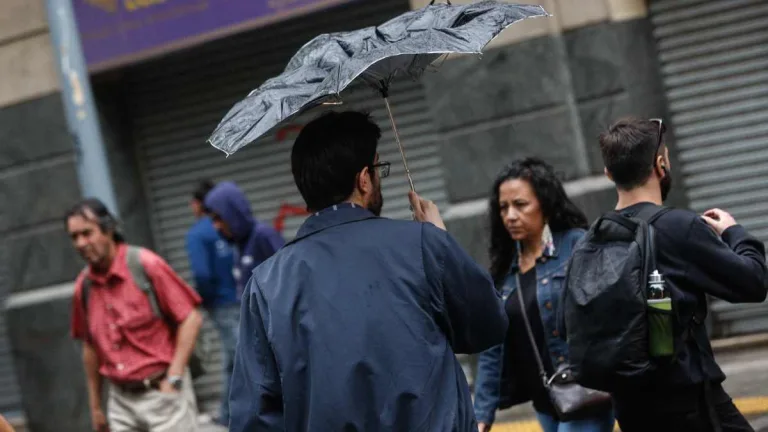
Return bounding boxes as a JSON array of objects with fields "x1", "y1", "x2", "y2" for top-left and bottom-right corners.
[
  {"x1": 649, "y1": 118, "x2": 667, "y2": 163},
  {"x1": 370, "y1": 161, "x2": 391, "y2": 179}
]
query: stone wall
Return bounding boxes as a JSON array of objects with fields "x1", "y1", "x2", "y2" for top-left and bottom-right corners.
[
  {"x1": 0, "y1": 2, "x2": 154, "y2": 430},
  {"x1": 425, "y1": 9, "x2": 688, "y2": 266},
  {"x1": 0, "y1": 1, "x2": 89, "y2": 429}
]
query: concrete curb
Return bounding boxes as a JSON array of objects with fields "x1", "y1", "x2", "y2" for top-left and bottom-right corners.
[{"x1": 712, "y1": 332, "x2": 768, "y2": 354}]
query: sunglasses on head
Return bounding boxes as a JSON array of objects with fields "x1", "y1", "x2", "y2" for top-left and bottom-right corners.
[{"x1": 649, "y1": 118, "x2": 667, "y2": 164}]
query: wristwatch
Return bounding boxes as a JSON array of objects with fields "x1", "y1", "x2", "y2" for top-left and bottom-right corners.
[{"x1": 167, "y1": 375, "x2": 183, "y2": 391}]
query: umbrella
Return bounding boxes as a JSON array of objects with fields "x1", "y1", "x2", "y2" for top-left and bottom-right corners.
[{"x1": 207, "y1": 0, "x2": 551, "y2": 192}]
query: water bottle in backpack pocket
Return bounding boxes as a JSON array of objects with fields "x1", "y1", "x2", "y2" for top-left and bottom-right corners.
[{"x1": 646, "y1": 270, "x2": 674, "y2": 358}]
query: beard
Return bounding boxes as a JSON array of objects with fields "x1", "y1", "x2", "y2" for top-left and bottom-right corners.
[
  {"x1": 660, "y1": 166, "x2": 673, "y2": 202},
  {"x1": 80, "y1": 243, "x2": 112, "y2": 271},
  {"x1": 367, "y1": 184, "x2": 384, "y2": 217}
]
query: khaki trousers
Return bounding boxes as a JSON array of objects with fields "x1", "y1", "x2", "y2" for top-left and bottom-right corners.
[{"x1": 107, "y1": 370, "x2": 198, "y2": 432}]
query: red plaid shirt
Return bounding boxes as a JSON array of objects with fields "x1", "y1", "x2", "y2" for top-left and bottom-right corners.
[{"x1": 71, "y1": 244, "x2": 201, "y2": 382}]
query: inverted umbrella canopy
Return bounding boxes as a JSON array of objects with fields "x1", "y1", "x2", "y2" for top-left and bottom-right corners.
[{"x1": 207, "y1": 0, "x2": 550, "y2": 189}]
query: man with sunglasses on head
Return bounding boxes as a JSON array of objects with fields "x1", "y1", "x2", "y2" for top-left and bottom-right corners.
[
  {"x1": 597, "y1": 117, "x2": 767, "y2": 431},
  {"x1": 228, "y1": 110, "x2": 508, "y2": 432}
]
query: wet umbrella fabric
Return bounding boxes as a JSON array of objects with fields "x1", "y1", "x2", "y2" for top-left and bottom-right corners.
[{"x1": 207, "y1": 0, "x2": 550, "y2": 189}]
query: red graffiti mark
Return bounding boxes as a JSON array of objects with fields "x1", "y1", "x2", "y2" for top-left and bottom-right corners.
[
  {"x1": 273, "y1": 203, "x2": 310, "y2": 233},
  {"x1": 275, "y1": 124, "x2": 303, "y2": 142}
]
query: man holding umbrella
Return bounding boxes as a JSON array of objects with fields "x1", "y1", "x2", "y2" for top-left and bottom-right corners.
[{"x1": 229, "y1": 111, "x2": 508, "y2": 431}]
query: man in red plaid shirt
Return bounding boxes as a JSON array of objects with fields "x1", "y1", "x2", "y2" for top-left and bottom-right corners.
[{"x1": 67, "y1": 198, "x2": 203, "y2": 432}]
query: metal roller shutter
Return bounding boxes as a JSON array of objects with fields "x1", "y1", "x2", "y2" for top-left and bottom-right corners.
[
  {"x1": 125, "y1": 0, "x2": 449, "y2": 415},
  {"x1": 0, "y1": 323, "x2": 20, "y2": 414},
  {"x1": 0, "y1": 242, "x2": 22, "y2": 416},
  {"x1": 0, "y1": 320, "x2": 22, "y2": 416},
  {"x1": 650, "y1": 0, "x2": 768, "y2": 337}
]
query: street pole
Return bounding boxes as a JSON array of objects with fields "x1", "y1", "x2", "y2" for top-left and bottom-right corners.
[{"x1": 44, "y1": 0, "x2": 119, "y2": 216}]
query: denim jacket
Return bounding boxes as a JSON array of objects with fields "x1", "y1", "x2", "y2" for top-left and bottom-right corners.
[{"x1": 473, "y1": 228, "x2": 585, "y2": 424}]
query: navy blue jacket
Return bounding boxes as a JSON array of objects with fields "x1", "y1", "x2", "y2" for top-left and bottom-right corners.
[
  {"x1": 185, "y1": 216, "x2": 238, "y2": 307},
  {"x1": 204, "y1": 182, "x2": 285, "y2": 296},
  {"x1": 474, "y1": 228, "x2": 585, "y2": 424},
  {"x1": 229, "y1": 203, "x2": 508, "y2": 432}
]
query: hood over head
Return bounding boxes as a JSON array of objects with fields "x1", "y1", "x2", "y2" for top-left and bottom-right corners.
[{"x1": 204, "y1": 182, "x2": 255, "y2": 242}]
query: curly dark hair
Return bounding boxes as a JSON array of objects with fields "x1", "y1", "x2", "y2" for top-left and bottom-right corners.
[{"x1": 488, "y1": 158, "x2": 588, "y2": 283}]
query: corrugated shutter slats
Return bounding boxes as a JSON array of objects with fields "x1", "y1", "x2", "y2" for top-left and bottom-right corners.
[
  {"x1": 650, "y1": 0, "x2": 768, "y2": 336},
  {"x1": 0, "y1": 235, "x2": 22, "y2": 415}
]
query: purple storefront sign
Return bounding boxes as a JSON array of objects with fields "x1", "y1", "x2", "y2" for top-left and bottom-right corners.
[{"x1": 73, "y1": 0, "x2": 356, "y2": 72}]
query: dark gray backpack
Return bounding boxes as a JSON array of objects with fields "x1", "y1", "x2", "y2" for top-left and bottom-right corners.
[
  {"x1": 562, "y1": 206, "x2": 669, "y2": 392},
  {"x1": 80, "y1": 245, "x2": 206, "y2": 379}
]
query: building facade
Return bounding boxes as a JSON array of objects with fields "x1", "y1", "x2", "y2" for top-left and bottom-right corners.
[{"x1": 1, "y1": 0, "x2": 766, "y2": 429}]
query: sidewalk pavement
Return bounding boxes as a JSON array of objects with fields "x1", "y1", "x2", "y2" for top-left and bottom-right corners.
[
  {"x1": 492, "y1": 344, "x2": 768, "y2": 431},
  {"x1": 198, "y1": 414, "x2": 227, "y2": 432},
  {"x1": 8, "y1": 335, "x2": 768, "y2": 432},
  {"x1": 199, "y1": 344, "x2": 768, "y2": 431},
  {"x1": 200, "y1": 336, "x2": 768, "y2": 432},
  {"x1": 200, "y1": 422, "x2": 227, "y2": 432}
]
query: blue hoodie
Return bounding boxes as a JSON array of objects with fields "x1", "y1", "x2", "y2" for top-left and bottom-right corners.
[
  {"x1": 185, "y1": 216, "x2": 238, "y2": 307},
  {"x1": 204, "y1": 182, "x2": 285, "y2": 296}
]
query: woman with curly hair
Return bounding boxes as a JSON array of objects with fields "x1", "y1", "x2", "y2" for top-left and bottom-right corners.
[{"x1": 474, "y1": 158, "x2": 614, "y2": 432}]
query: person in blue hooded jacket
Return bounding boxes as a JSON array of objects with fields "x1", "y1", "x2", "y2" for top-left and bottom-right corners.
[
  {"x1": 228, "y1": 111, "x2": 508, "y2": 432},
  {"x1": 204, "y1": 181, "x2": 285, "y2": 296},
  {"x1": 185, "y1": 179, "x2": 239, "y2": 426}
]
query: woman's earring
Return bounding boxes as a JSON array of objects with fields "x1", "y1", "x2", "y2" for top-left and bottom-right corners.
[{"x1": 541, "y1": 223, "x2": 554, "y2": 256}]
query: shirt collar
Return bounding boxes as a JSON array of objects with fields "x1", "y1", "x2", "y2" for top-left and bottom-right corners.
[
  {"x1": 290, "y1": 203, "x2": 377, "y2": 244},
  {"x1": 87, "y1": 243, "x2": 130, "y2": 285},
  {"x1": 508, "y1": 230, "x2": 563, "y2": 273}
]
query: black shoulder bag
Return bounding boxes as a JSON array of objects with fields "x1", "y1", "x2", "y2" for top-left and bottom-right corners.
[{"x1": 514, "y1": 272, "x2": 612, "y2": 421}]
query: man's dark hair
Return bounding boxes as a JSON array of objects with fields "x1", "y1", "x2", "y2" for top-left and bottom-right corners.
[
  {"x1": 64, "y1": 198, "x2": 125, "y2": 243},
  {"x1": 193, "y1": 179, "x2": 216, "y2": 202},
  {"x1": 291, "y1": 110, "x2": 381, "y2": 212},
  {"x1": 599, "y1": 117, "x2": 663, "y2": 190}
]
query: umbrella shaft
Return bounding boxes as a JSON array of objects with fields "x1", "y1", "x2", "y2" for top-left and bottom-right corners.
[{"x1": 383, "y1": 97, "x2": 416, "y2": 193}]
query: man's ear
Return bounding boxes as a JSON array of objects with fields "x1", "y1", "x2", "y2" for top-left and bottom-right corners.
[
  {"x1": 604, "y1": 167, "x2": 613, "y2": 182},
  {"x1": 654, "y1": 154, "x2": 666, "y2": 177},
  {"x1": 357, "y1": 166, "x2": 372, "y2": 195},
  {"x1": 663, "y1": 147, "x2": 671, "y2": 170}
]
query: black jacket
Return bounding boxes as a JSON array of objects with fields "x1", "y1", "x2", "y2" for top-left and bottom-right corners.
[{"x1": 615, "y1": 203, "x2": 767, "y2": 393}]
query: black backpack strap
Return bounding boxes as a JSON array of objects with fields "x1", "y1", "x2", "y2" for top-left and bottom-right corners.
[
  {"x1": 631, "y1": 205, "x2": 671, "y2": 225},
  {"x1": 630, "y1": 205, "x2": 671, "y2": 272},
  {"x1": 633, "y1": 206, "x2": 709, "y2": 321},
  {"x1": 126, "y1": 246, "x2": 164, "y2": 319},
  {"x1": 125, "y1": 246, "x2": 205, "y2": 378}
]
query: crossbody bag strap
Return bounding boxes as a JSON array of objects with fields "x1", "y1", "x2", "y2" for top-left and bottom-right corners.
[{"x1": 514, "y1": 272, "x2": 550, "y2": 386}]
